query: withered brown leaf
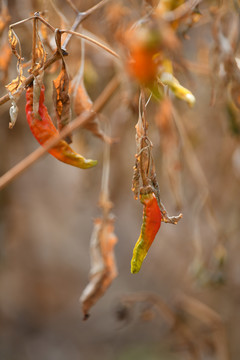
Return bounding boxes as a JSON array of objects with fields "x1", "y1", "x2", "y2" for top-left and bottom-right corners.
[
  {"x1": 71, "y1": 78, "x2": 113, "y2": 144},
  {"x1": 7, "y1": 28, "x2": 25, "y2": 94},
  {"x1": 80, "y1": 216, "x2": 118, "y2": 320},
  {"x1": 8, "y1": 28, "x2": 20, "y2": 61},
  {"x1": 5, "y1": 74, "x2": 26, "y2": 94},
  {"x1": 52, "y1": 62, "x2": 71, "y2": 143}
]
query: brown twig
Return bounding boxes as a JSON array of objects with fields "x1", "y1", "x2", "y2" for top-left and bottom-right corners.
[
  {"x1": 61, "y1": 29, "x2": 120, "y2": 59},
  {"x1": 10, "y1": 13, "x2": 55, "y2": 33},
  {"x1": 0, "y1": 76, "x2": 120, "y2": 190},
  {"x1": 163, "y1": 0, "x2": 204, "y2": 22},
  {"x1": 32, "y1": 17, "x2": 37, "y2": 68},
  {"x1": 62, "y1": 0, "x2": 111, "y2": 50}
]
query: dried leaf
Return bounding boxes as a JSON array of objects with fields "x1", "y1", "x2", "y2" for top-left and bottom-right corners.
[
  {"x1": 35, "y1": 34, "x2": 47, "y2": 70},
  {"x1": 29, "y1": 22, "x2": 47, "y2": 75},
  {"x1": 135, "y1": 112, "x2": 145, "y2": 140},
  {"x1": 8, "y1": 28, "x2": 20, "y2": 60},
  {"x1": 53, "y1": 63, "x2": 72, "y2": 143},
  {"x1": 72, "y1": 79, "x2": 93, "y2": 115},
  {"x1": 5, "y1": 74, "x2": 26, "y2": 94},
  {"x1": 80, "y1": 216, "x2": 118, "y2": 320},
  {"x1": 132, "y1": 159, "x2": 140, "y2": 200},
  {"x1": 7, "y1": 27, "x2": 25, "y2": 94},
  {"x1": 72, "y1": 79, "x2": 113, "y2": 143}
]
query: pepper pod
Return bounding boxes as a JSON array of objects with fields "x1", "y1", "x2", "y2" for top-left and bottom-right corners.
[{"x1": 131, "y1": 187, "x2": 162, "y2": 274}]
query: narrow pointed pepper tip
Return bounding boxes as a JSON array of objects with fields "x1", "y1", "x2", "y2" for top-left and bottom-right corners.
[
  {"x1": 131, "y1": 261, "x2": 140, "y2": 274},
  {"x1": 84, "y1": 158, "x2": 98, "y2": 168}
]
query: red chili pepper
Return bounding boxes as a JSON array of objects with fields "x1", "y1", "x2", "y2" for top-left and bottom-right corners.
[
  {"x1": 25, "y1": 85, "x2": 97, "y2": 169},
  {"x1": 131, "y1": 191, "x2": 162, "y2": 273}
]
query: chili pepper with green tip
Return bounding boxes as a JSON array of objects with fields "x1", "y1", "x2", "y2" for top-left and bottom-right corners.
[
  {"x1": 25, "y1": 85, "x2": 97, "y2": 169},
  {"x1": 131, "y1": 191, "x2": 162, "y2": 274}
]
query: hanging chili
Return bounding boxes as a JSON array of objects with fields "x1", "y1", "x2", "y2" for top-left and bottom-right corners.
[
  {"x1": 25, "y1": 84, "x2": 97, "y2": 169},
  {"x1": 131, "y1": 191, "x2": 162, "y2": 274}
]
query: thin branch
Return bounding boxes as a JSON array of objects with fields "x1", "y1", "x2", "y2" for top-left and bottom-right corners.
[
  {"x1": 61, "y1": 29, "x2": 120, "y2": 59},
  {"x1": 0, "y1": 76, "x2": 120, "y2": 190},
  {"x1": 163, "y1": 0, "x2": 204, "y2": 22},
  {"x1": 10, "y1": 13, "x2": 55, "y2": 33},
  {"x1": 62, "y1": 0, "x2": 111, "y2": 50},
  {"x1": 9, "y1": 16, "x2": 35, "y2": 28},
  {"x1": 83, "y1": 0, "x2": 111, "y2": 18},
  {"x1": 32, "y1": 17, "x2": 37, "y2": 68}
]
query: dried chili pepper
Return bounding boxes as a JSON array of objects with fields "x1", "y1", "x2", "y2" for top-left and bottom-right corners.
[
  {"x1": 25, "y1": 84, "x2": 97, "y2": 169},
  {"x1": 131, "y1": 190, "x2": 162, "y2": 274}
]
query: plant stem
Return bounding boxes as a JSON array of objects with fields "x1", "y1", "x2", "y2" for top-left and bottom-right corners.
[
  {"x1": 62, "y1": 0, "x2": 112, "y2": 50},
  {"x1": 61, "y1": 29, "x2": 120, "y2": 59}
]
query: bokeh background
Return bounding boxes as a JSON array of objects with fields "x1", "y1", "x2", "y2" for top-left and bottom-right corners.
[{"x1": 0, "y1": 1, "x2": 240, "y2": 359}]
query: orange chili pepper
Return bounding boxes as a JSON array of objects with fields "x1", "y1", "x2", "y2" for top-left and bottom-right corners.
[
  {"x1": 25, "y1": 84, "x2": 97, "y2": 169},
  {"x1": 131, "y1": 191, "x2": 162, "y2": 273}
]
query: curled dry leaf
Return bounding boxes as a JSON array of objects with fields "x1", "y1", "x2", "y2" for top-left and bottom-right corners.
[
  {"x1": 5, "y1": 74, "x2": 26, "y2": 94},
  {"x1": 72, "y1": 79, "x2": 92, "y2": 115},
  {"x1": 6, "y1": 28, "x2": 25, "y2": 94},
  {"x1": 32, "y1": 31, "x2": 47, "y2": 74},
  {"x1": 80, "y1": 216, "x2": 118, "y2": 320},
  {"x1": 52, "y1": 63, "x2": 72, "y2": 143},
  {"x1": 8, "y1": 28, "x2": 20, "y2": 61},
  {"x1": 71, "y1": 78, "x2": 113, "y2": 144},
  {"x1": 132, "y1": 159, "x2": 140, "y2": 200}
]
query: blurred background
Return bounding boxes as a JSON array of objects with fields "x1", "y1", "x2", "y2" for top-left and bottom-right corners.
[{"x1": 0, "y1": 0, "x2": 240, "y2": 359}]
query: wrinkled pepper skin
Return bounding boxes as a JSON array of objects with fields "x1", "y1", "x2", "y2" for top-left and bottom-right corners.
[
  {"x1": 25, "y1": 85, "x2": 97, "y2": 169},
  {"x1": 131, "y1": 192, "x2": 162, "y2": 273}
]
